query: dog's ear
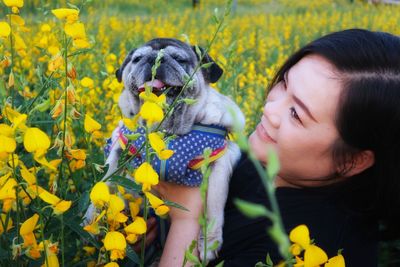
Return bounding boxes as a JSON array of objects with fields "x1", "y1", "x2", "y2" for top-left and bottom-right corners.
[
  {"x1": 116, "y1": 49, "x2": 136, "y2": 83},
  {"x1": 192, "y1": 46, "x2": 223, "y2": 83}
]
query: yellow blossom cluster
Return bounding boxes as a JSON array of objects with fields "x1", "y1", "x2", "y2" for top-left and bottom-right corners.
[{"x1": 286, "y1": 225, "x2": 345, "y2": 267}]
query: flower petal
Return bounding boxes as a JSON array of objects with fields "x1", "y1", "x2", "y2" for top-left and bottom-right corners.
[
  {"x1": 289, "y1": 224, "x2": 310, "y2": 249},
  {"x1": 24, "y1": 127, "x2": 51, "y2": 153},
  {"x1": 325, "y1": 254, "x2": 345, "y2": 267},
  {"x1": 304, "y1": 245, "x2": 328, "y2": 267}
]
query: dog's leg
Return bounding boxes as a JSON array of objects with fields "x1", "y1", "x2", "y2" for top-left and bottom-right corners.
[{"x1": 198, "y1": 142, "x2": 241, "y2": 262}]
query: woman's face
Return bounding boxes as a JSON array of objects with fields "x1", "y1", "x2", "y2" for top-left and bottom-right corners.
[{"x1": 249, "y1": 55, "x2": 343, "y2": 187}]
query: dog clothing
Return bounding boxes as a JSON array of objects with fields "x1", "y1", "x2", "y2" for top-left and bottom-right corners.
[{"x1": 104, "y1": 123, "x2": 228, "y2": 187}]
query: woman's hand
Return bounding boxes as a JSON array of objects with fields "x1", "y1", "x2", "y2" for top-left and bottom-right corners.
[{"x1": 153, "y1": 180, "x2": 203, "y2": 267}]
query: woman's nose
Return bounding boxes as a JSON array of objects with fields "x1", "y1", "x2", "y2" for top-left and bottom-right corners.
[{"x1": 263, "y1": 101, "x2": 281, "y2": 128}]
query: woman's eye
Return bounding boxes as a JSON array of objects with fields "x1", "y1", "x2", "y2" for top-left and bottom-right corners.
[{"x1": 290, "y1": 107, "x2": 302, "y2": 123}]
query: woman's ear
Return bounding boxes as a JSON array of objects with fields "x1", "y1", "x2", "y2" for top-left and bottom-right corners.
[{"x1": 341, "y1": 150, "x2": 375, "y2": 177}]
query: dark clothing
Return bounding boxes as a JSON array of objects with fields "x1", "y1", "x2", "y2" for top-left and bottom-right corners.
[{"x1": 209, "y1": 153, "x2": 378, "y2": 267}]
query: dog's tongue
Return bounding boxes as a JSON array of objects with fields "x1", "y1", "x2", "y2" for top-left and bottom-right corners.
[{"x1": 139, "y1": 79, "x2": 165, "y2": 90}]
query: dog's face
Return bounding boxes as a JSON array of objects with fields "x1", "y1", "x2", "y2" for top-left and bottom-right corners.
[{"x1": 116, "y1": 38, "x2": 223, "y2": 134}]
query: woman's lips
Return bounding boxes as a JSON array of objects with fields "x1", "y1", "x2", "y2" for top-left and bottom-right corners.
[{"x1": 256, "y1": 123, "x2": 276, "y2": 143}]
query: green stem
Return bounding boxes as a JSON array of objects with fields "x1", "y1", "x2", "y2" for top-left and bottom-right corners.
[
  {"x1": 247, "y1": 150, "x2": 291, "y2": 264},
  {"x1": 57, "y1": 30, "x2": 69, "y2": 267},
  {"x1": 140, "y1": 125, "x2": 151, "y2": 267},
  {"x1": 8, "y1": 11, "x2": 15, "y2": 109},
  {"x1": 39, "y1": 212, "x2": 49, "y2": 267}
]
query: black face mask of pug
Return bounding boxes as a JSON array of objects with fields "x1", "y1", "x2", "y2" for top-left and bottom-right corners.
[{"x1": 99, "y1": 38, "x2": 244, "y2": 261}]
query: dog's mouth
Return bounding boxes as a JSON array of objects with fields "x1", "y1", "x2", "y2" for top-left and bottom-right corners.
[{"x1": 138, "y1": 79, "x2": 182, "y2": 96}]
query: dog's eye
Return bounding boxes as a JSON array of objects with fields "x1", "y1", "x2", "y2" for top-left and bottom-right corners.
[
  {"x1": 176, "y1": 58, "x2": 188, "y2": 64},
  {"x1": 132, "y1": 56, "x2": 142, "y2": 63}
]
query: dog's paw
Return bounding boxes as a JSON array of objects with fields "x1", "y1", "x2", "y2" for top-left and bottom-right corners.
[
  {"x1": 82, "y1": 203, "x2": 97, "y2": 227},
  {"x1": 198, "y1": 227, "x2": 223, "y2": 262}
]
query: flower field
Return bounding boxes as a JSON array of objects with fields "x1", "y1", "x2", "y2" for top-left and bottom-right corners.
[{"x1": 0, "y1": 0, "x2": 400, "y2": 266}]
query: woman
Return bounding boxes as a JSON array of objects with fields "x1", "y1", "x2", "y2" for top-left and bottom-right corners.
[{"x1": 154, "y1": 29, "x2": 400, "y2": 266}]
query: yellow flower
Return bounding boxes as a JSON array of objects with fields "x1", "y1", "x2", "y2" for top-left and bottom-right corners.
[
  {"x1": 144, "y1": 192, "x2": 170, "y2": 216},
  {"x1": 84, "y1": 115, "x2": 101, "y2": 133},
  {"x1": 38, "y1": 190, "x2": 72, "y2": 215},
  {"x1": 65, "y1": 149, "x2": 86, "y2": 171},
  {"x1": 81, "y1": 77, "x2": 94, "y2": 88},
  {"x1": 0, "y1": 124, "x2": 13, "y2": 137},
  {"x1": 3, "y1": 0, "x2": 23, "y2": 8},
  {"x1": 38, "y1": 240, "x2": 59, "y2": 267},
  {"x1": 107, "y1": 195, "x2": 128, "y2": 229},
  {"x1": 289, "y1": 224, "x2": 329, "y2": 266},
  {"x1": 83, "y1": 246, "x2": 96, "y2": 255},
  {"x1": 0, "y1": 135, "x2": 16, "y2": 153},
  {"x1": 89, "y1": 182, "x2": 110, "y2": 208},
  {"x1": 84, "y1": 210, "x2": 105, "y2": 235},
  {"x1": 124, "y1": 216, "x2": 146, "y2": 244},
  {"x1": 139, "y1": 91, "x2": 166, "y2": 105},
  {"x1": 290, "y1": 243, "x2": 302, "y2": 256},
  {"x1": 51, "y1": 8, "x2": 79, "y2": 24},
  {"x1": 0, "y1": 22, "x2": 11, "y2": 38},
  {"x1": 325, "y1": 254, "x2": 345, "y2": 267},
  {"x1": 48, "y1": 54, "x2": 64, "y2": 72},
  {"x1": 0, "y1": 178, "x2": 17, "y2": 212},
  {"x1": 139, "y1": 102, "x2": 164, "y2": 126},
  {"x1": 304, "y1": 245, "x2": 328, "y2": 267},
  {"x1": 122, "y1": 115, "x2": 139, "y2": 131},
  {"x1": 129, "y1": 198, "x2": 142, "y2": 218},
  {"x1": 40, "y1": 23, "x2": 51, "y2": 32},
  {"x1": 104, "y1": 262, "x2": 119, "y2": 267},
  {"x1": 289, "y1": 224, "x2": 310, "y2": 250},
  {"x1": 73, "y1": 38, "x2": 90, "y2": 49},
  {"x1": 64, "y1": 22, "x2": 86, "y2": 39},
  {"x1": 7, "y1": 14, "x2": 24, "y2": 26},
  {"x1": 149, "y1": 132, "x2": 174, "y2": 160},
  {"x1": 24, "y1": 127, "x2": 51, "y2": 158},
  {"x1": 2, "y1": 106, "x2": 27, "y2": 131},
  {"x1": 103, "y1": 231, "x2": 126, "y2": 261},
  {"x1": 134, "y1": 162, "x2": 159, "y2": 191},
  {"x1": 0, "y1": 213, "x2": 13, "y2": 235},
  {"x1": 20, "y1": 213, "x2": 39, "y2": 248}
]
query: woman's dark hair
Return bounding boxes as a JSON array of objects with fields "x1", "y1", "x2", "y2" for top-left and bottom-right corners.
[{"x1": 270, "y1": 29, "x2": 400, "y2": 238}]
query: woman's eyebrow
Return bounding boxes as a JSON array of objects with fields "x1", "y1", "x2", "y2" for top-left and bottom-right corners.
[{"x1": 285, "y1": 72, "x2": 319, "y2": 123}]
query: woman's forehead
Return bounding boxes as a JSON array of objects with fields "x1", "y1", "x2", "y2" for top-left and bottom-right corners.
[{"x1": 288, "y1": 55, "x2": 342, "y2": 123}]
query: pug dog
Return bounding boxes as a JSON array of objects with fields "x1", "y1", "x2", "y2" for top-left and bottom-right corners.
[{"x1": 100, "y1": 38, "x2": 245, "y2": 261}]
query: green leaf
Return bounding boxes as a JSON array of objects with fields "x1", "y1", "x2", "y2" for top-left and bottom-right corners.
[
  {"x1": 181, "y1": 98, "x2": 198, "y2": 105},
  {"x1": 67, "y1": 48, "x2": 92, "y2": 57},
  {"x1": 164, "y1": 200, "x2": 189, "y2": 211},
  {"x1": 78, "y1": 192, "x2": 90, "y2": 214},
  {"x1": 215, "y1": 261, "x2": 225, "y2": 267},
  {"x1": 64, "y1": 218, "x2": 101, "y2": 249},
  {"x1": 185, "y1": 250, "x2": 201, "y2": 265},
  {"x1": 208, "y1": 240, "x2": 220, "y2": 251},
  {"x1": 107, "y1": 176, "x2": 141, "y2": 192},
  {"x1": 266, "y1": 253, "x2": 274, "y2": 267},
  {"x1": 126, "y1": 245, "x2": 140, "y2": 264},
  {"x1": 234, "y1": 199, "x2": 272, "y2": 219},
  {"x1": 194, "y1": 45, "x2": 202, "y2": 59},
  {"x1": 125, "y1": 133, "x2": 141, "y2": 141},
  {"x1": 266, "y1": 149, "x2": 280, "y2": 180},
  {"x1": 201, "y1": 62, "x2": 214, "y2": 69}
]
